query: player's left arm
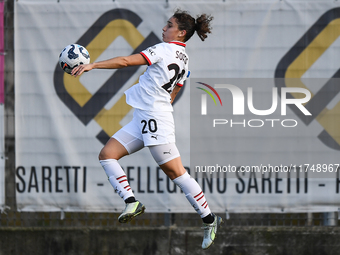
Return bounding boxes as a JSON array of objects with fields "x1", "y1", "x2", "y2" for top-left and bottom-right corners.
[
  {"x1": 72, "y1": 53, "x2": 147, "y2": 77},
  {"x1": 171, "y1": 85, "x2": 182, "y2": 104}
]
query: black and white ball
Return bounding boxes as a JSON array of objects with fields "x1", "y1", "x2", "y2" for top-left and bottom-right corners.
[{"x1": 59, "y1": 44, "x2": 90, "y2": 74}]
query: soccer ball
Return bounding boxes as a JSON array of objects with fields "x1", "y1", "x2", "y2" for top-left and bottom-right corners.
[{"x1": 59, "y1": 44, "x2": 90, "y2": 74}]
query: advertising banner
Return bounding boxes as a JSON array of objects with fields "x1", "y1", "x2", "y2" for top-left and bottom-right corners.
[{"x1": 15, "y1": 1, "x2": 340, "y2": 213}]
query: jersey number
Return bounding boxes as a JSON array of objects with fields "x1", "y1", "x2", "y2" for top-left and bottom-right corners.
[
  {"x1": 141, "y1": 119, "x2": 158, "y2": 134},
  {"x1": 162, "y1": 64, "x2": 185, "y2": 93}
]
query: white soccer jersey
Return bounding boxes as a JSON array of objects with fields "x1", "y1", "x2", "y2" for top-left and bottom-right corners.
[{"x1": 125, "y1": 41, "x2": 189, "y2": 112}]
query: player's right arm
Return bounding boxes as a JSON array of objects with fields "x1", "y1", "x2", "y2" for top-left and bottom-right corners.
[
  {"x1": 170, "y1": 85, "x2": 182, "y2": 104},
  {"x1": 71, "y1": 53, "x2": 147, "y2": 77}
]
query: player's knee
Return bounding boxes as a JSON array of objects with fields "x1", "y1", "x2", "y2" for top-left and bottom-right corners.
[
  {"x1": 98, "y1": 148, "x2": 107, "y2": 161},
  {"x1": 161, "y1": 167, "x2": 177, "y2": 180},
  {"x1": 98, "y1": 146, "x2": 124, "y2": 161},
  {"x1": 98, "y1": 147, "x2": 113, "y2": 161}
]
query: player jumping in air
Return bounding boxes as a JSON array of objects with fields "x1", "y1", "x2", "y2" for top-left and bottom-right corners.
[{"x1": 72, "y1": 9, "x2": 222, "y2": 250}]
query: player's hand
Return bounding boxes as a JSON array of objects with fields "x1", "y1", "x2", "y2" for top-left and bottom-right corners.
[{"x1": 71, "y1": 63, "x2": 93, "y2": 77}]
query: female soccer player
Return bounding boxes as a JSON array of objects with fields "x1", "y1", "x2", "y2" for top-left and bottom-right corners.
[{"x1": 72, "y1": 9, "x2": 222, "y2": 250}]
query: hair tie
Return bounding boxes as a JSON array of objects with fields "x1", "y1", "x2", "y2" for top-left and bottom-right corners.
[{"x1": 194, "y1": 22, "x2": 199, "y2": 31}]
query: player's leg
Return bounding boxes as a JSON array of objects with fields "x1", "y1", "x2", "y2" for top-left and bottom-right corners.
[
  {"x1": 149, "y1": 144, "x2": 223, "y2": 249},
  {"x1": 99, "y1": 126, "x2": 145, "y2": 223},
  {"x1": 144, "y1": 109, "x2": 222, "y2": 248},
  {"x1": 99, "y1": 138, "x2": 134, "y2": 202},
  {"x1": 99, "y1": 137, "x2": 129, "y2": 160},
  {"x1": 150, "y1": 147, "x2": 212, "y2": 218}
]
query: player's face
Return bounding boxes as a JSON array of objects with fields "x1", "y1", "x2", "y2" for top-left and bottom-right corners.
[{"x1": 162, "y1": 17, "x2": 185, "y2": 43}]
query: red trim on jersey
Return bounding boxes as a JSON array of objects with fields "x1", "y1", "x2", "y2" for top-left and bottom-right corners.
[
  {"x1": 169, "y1": 41, "x2": 186, "y2": 47},
  {"x1": 140, "y1": 52, "x2": 151, "y2": 66},
  {"x1": 176, "y1": 83, "x2": 183, "y2": 87}
]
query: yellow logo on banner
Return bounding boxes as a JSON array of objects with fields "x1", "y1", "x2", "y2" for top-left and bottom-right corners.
[
  {"x1": 275, "y1": 8, "x2": 340, "y2": 150},
  {"x1": 53, "y1": 9, "x2": 161, "y2": 144}
]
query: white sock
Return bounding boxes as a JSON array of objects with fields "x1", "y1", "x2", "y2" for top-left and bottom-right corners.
[
  {"x1": 100, "y1": 159, "x2": 135, "y2": 201},
  {"x1": 173, "y1": 172, "x2": 211, "y2": 218}
]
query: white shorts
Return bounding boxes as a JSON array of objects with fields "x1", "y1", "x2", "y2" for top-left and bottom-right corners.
[
  {"x1": 112, "y1": 109, "x2": 180, "y2": 165},
  {"x1": 114, "y1": 109, "x2": 175, "y2": 147},
  {"x1": 112, "y1": 109, "x2": 179, "y2": 165}
]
